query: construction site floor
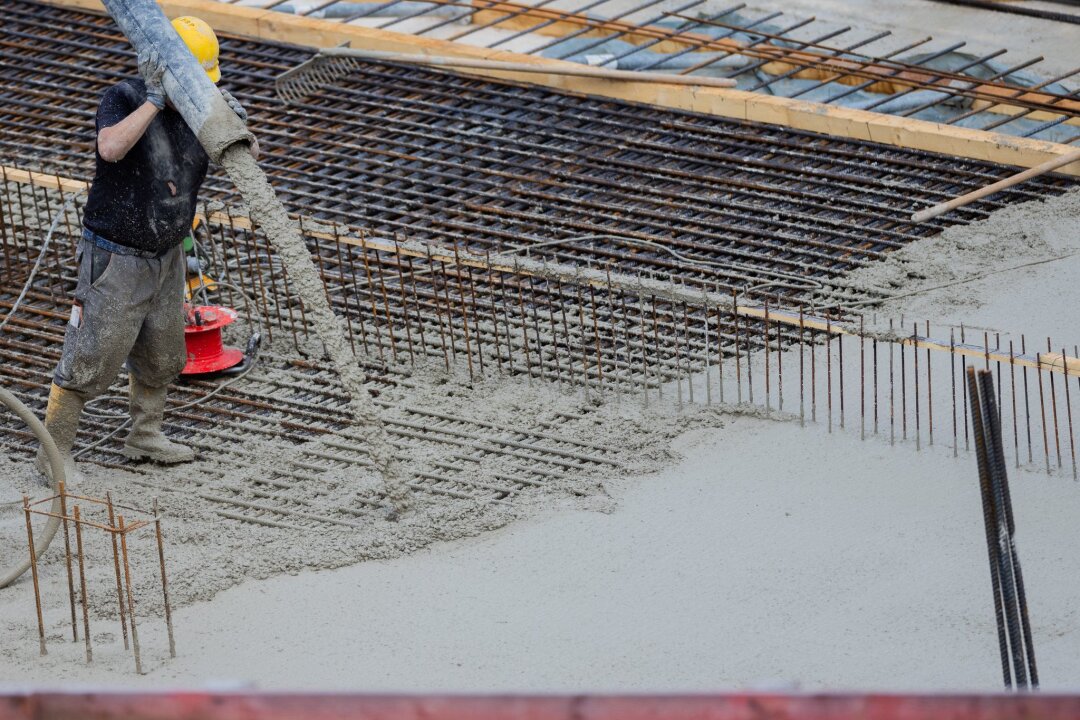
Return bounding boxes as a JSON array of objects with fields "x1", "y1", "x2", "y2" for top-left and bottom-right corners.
[
  {"x1": 3, "y1": 190, "x2": 1080, "y2": 690},
  {"x1": 2, "y1": 0, "x2": 1080, "y2": 694},
  {"x1": 4, "y1": 409, "x2": 1080, "y2": 690}
]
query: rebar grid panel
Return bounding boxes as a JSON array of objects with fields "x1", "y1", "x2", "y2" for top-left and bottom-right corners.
[
  {"x1": 0, "y1": 179, "x2": 631, "y2": 518},
  {"x1": 0, "y1": 0, "x2": 1076, "y2": 312},
  {"x1": 0, "y1": 175, "x2": 762, "y2": 405},
  {"x1": 5, "y1": 167, "x2": 1080, "y2": 494},
  {"x1": 217, "y1": 0, "x2": 1080, "y2": 143}
]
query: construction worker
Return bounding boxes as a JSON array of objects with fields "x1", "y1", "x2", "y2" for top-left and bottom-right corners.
[{"x1": 36, "y1": 16, "x2": 258, "y2": 482}]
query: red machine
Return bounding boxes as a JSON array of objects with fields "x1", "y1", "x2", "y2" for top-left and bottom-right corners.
[{"x1": 181, "y1": 304, "x2": 246, "y2": 376}]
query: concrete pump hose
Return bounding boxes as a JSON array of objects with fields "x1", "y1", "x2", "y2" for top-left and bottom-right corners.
[{"x1": 0, "y1": 386, "x2": 64, "y2": 589}]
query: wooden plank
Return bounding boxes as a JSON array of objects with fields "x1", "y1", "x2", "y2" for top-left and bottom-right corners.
[{"x1": 0, "y1": 167, "x2": 88, "y2": 194}]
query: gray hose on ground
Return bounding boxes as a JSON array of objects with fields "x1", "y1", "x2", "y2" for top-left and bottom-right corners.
[{"x1": 0, "y1": 386, "x2": 65, "y2": 589}]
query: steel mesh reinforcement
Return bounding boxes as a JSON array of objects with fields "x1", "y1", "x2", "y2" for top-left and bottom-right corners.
[{"x1": 2, "y1": 1, "x2": 1079, "y2": 519}]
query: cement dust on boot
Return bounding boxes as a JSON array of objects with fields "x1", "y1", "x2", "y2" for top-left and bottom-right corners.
[
  {"x1": 36, "y1": 383, "x2": 86, "y2": 487},
  {"x1": 122, "y1": 381, "x2": 194, "y2": 464}
]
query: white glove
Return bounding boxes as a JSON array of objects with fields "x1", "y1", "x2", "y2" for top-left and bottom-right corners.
[
  {"x1": 138, "y1": 47, "x2": 167, "y2": 110},
  {"x1": 220, "y1": 88, "x2": 248, "y2": 123}
]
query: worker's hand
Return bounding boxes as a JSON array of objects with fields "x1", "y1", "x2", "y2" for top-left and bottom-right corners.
[
  {"x1": 137, "y1": 47, "x2": 167, "y2": 110},
  {"x1": 220, "y1": 88, "x2": 248, "y2": 124}
]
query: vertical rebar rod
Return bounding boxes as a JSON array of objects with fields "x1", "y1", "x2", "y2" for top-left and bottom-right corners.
[
  {"x1": 963, "y1": 326, "x2": 970, "y2": 452},
  {"x1": 1065, "y1": 347, "x2": 1078, "y2": 480},
  {"x1": 733, "y1": 292, "x2": 742, "y2": 404},
  {"x1": 483, "y1": 255, "x2": 504, "y2": 374},
  {"x1": 927, "y1": 320, "x2": 934, "y2": 446},
  {"x1": 638, "y1": 293, "x2": 650, "y2": 405},
  {"x1": 345, "y1": 241, "x2": 371, "y2": 354},
  {"x1": 874, "y1": 334, "x2": 879, "y2": 436},
  {"x1": 913, "y1": 324, "x2": 921, "y2": 451},
  {"x1": 798, "y1": 306, "x2": 805, "y2": 426},
  {"x1": 1048, "y1": 339, "x2": 1062, "y2": 470},
  {"x1": 838, "y1": 329, "x2": 845, "y2": 430},
  {"x1": 374, "y1": 248, "x2": 400, "y2": 364},
  {"x1": 889, "y1": 322, "x2": 895, "y2": 446},
  {"x1": 393, "y1": 240, "x2": 416, "y2": 366},
  {"x1": 242, "y1": 215, "x2": 273, "y2": 344},
  {"x1": 332, "y1": 231, "x2": 356, "y2": 356},
  {"x1": 811, "y1": 318, "x2": 817, "y2": 423},
  {"x1": 1037, "y1": 353, "x2": 1050, "y2": 474},
  {"x1": 589, "y1": 286, "x2": 604, "y2": 398},
  {"x1": 609, "y1": 269, "x2": 627, "y2": 400},
  {"x1": 764, "y1": 300, "x2": 771, "y2": 415},
  {"x1": 682, "y1": 302, "x2": 694, "y2": 404},
  {"x1": 549, "y1": 292, "x2": 565, "y2": 388},
  {"x1": 1022, "y1": 335, "x2": 1033, "y2": 463},
  {"x1": 516, "y1": 269, "x2": 532, "y2": 384},
  {"x1": 952, "y1": 330, "x2": 958, "y2": 457},
  {"x1": 153, "y1": 499, "x2": 176, "y2": 659},
  {"x1": 558, "y1": 279, "x2": 574, "y2": 390},
  {"x1": 860, "y1": 316, "x2": 866, "y2": 440},
  {"x1": 118, "y1": 516, "x2": 142, "y2": 675},
  {"x1": 73, "y1": 505, "x2": 91, "y2": 664},
  {"x1": 996, "y1": 333, "x2": 1003, "y2": 428},
  {"x1": 427, "y1": 251, "x2": 451, "y2": 371},
  {"x1": 106, "y1": 492, "x2": 129, "y2": 650},
  {"x1": 716, "y1": 306, "x2": 724, "y2": 404},
  {"x1": 500, "y1": 272, "x2": 517, "y2": 376},
  {"x1": 826, "y1": 319, "x2": 833, "y2": 433},
  {"x1": 703, "y1": 299, "x2": 712, "y2": 405},
  {"x1": 650, "y1": 295, "x2": 664, "y2": 400},
  {"x1": 278, "y1": 233, "x2": 310, "y2": 349},
  {"x1": 673, "y1": 299, "x2": 684, "y2": 406},
  {"x1": 528, "y1": 277, "x2": 547, "y2": 385},
  {"x1": 23, "y1": 496, "x2": 46, "y2": 656},
  {"x1": 407, "y1": 254, "x2": 429, "y2": 357},
  {"x1": 1010, "y1": 342, "x2": 1019, "y2": 468},
  {"x1": 58, "y1": 481, "x2": 77, "y2": 643},
  {"x1": 776, "y1": 302, "x2": 783, "y2": 412},
  {"x1": 467, "y1": 265, "x2": 487, "y2": 374},
  {"x1": 901, "y1": 330, "x2": 908, "y2": 442},
  {"x1": 260, "y1": 228, "x2": 286, "y2": 337},
  {"x1": 747, "y1": 306, "x2": 754, "y2": 406},
  {"x1": 360, "y1": 241, "x2": 386, "y2": 364},
  {"x1": 450, "y1": 259, "x2": 476, "y2": 380},
  {"x1": 580, "y1": 289, "x2": 593, "y2": 396}
]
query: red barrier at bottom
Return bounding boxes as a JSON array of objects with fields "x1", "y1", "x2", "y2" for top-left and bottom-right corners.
[{"x1": 2, "y1": 693, "x2": 1080, "y2": 720}]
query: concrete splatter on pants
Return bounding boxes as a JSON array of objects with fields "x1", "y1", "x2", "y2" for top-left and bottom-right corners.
[{"x1": 53, "y1": 238, "x2": 186, "y2": 401}]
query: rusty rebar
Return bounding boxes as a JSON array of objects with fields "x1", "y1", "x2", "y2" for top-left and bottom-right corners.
[
  {"x1": 23, "y1": 495, "x2": 46, "y2": 656},
  {"x1": 73, "y1": 504, "x2": 91, "y2": 663},
  {"x1": 153, "y1": 499, "x2": 176, "y2": 659},
  {"x1": 57, "y1": 480, "x2": 78, "y2": 643},
  {"x1": 106, "y1": 492, "x2": 129, "y2": 651},
  {"x1": 118, "y1": 515, "x2": 142, "y2": 675}
]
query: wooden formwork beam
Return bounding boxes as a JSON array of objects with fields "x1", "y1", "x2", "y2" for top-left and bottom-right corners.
[{"x1": 38, "y1": 0, "x2": 1080, "y2": 177}]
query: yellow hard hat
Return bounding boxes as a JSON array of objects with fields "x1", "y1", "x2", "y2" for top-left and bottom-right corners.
[{"x1": 171, "y1": 16, "x2": 221, "y2": 83}]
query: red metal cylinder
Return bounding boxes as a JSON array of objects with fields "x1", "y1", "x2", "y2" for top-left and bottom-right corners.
[{"x1": 182, "y1": 305, "x2": 244, "y2": 376}]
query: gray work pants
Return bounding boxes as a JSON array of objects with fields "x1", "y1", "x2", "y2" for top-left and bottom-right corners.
[{"x1": 53, "y1": 239, "x2": 187, "y2": 401}]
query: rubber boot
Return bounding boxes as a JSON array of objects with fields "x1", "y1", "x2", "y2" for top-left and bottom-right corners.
[
  {"x1": 34, "y1": 383, "x2": 85, "y2": 487},
  {"x1": 122, "y1": 380, "x2": 195, "y2": 464}
]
